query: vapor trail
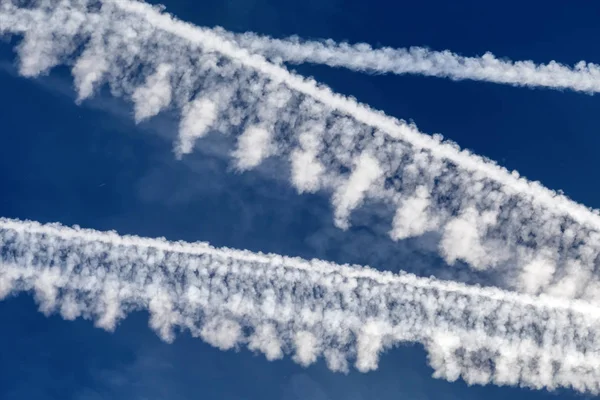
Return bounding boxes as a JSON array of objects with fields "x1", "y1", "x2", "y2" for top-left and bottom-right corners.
[
  {"x1": 3, "y1": 0, "x2": 600, "y2": 294},
  {"x1": 227, "y1": 31, "x2": 600, "y2": 93},
  {"x1": 2, "y1": 217, "x2": 600, "y2": 393}
]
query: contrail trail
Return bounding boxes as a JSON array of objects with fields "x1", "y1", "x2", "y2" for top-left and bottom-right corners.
[
  {"x1": 227, "y1": 31, "x2": 600, "y2": 94},
  {"x1": 3, "y1": 0, "x2": 600, "y2": 295},
  {"x1": 2, "y1": 217, "x2": 600, "y2": 394}
]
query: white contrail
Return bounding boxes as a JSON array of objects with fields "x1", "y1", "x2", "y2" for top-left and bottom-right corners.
[
  {"x1": 2, "y1": 216, "x2": 600, "y2": 394},
  {"x1": 3, "y1": 0, "x2": 600, "y2": 295},
  {"x1": 227, "y1": 31, "x2": 600, "y2": 93}
]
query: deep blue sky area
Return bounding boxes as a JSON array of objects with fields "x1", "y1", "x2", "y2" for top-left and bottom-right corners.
[{"x1": 1, "y1": 0, "x2": 600, "y2": 399}]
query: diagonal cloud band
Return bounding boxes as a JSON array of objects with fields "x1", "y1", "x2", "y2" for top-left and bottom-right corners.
[
  {"x1": 2, "y1": 217, "x2": 600, "y2": 393},
  {"x1": 227, "y1": 31, "x2": 600, "y2": 94}
]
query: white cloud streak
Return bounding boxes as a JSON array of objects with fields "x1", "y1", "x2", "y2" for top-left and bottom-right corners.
[
  {"x1": 228, "y1": 31, "x2": 600, "y2": 94},
  {"x1": 2, "y1": 0, "x2": 600, "y2": 295},
  {"x1": 2, "y1": 217, "x2": 600, "y2": 394}
]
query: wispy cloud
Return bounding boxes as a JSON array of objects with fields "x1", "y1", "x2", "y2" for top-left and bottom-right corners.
[
  {"x1": 228, "y1": 31, "x2": 600, "y2": 93},
  {"x1": 2, "y1": 217, "x2": 600, "y2": 393}
]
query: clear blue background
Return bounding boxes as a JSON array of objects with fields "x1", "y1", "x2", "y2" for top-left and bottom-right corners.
[{"x1": 1, "y1": 0, "x2": 600, "y2": 398}]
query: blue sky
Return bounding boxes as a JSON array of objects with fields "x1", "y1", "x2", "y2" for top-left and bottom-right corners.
[{"x1": 2, "y1": 0, "x2": 600, "y2": 399}]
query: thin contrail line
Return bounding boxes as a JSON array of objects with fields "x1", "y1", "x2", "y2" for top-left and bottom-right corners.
[{"x1": 227, "y1": 31, "x2": 600, "y2": 93}]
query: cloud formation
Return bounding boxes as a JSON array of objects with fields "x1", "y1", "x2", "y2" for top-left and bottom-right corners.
[
  {"x1": 228, "y1": 31, "x2": 600, "y2": 93},
  {"x1": 2, "y1": 217, "x2": 600, "y2": 394},
  {"x1": 2, "y1": 0, "x2": 600, "y2": 295}
]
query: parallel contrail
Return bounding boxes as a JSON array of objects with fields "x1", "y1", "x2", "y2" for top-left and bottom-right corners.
[
  {"x1": 2, "y1": 217, "x2": 600, "y2": 393},
  {"x1": 227, "y1": 31, "x2": 600, "y2": 93},
  {"x1": 3, "y1": 0, "x2": 600, "y2": 295}
]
